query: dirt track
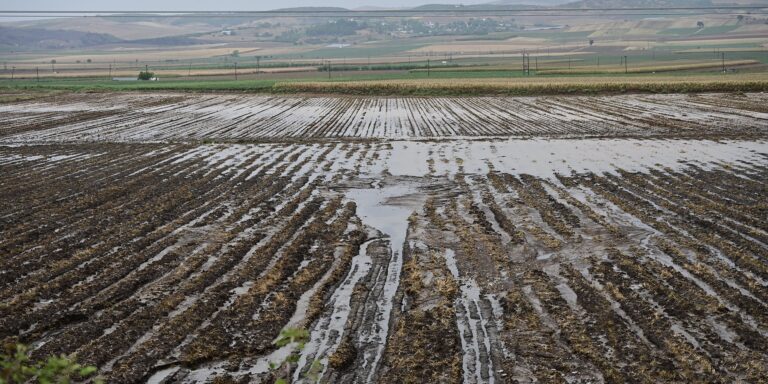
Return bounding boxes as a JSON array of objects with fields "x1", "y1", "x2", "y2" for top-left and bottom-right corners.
[{"x1": 0, "y1": 92, "x2": 767, "y2": 383}]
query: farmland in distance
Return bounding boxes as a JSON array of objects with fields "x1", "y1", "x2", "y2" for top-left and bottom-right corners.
[{"x1": 1, "y1": 92, "x2": 767, "y2": 383}]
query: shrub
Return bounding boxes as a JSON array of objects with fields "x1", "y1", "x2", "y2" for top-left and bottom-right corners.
[
  {"x1": 137, "y1": 71, "x2": 155, "y2": 81},
  {"x1": 269, "y1": 328, "x2": 311, "y2": 384},
  {"x1": 0, "y1": 343, "x2": 102, "y2": 384}
]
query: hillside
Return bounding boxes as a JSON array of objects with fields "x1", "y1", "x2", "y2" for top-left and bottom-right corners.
[
  {"x1": 6, "y1": 17, "x2": 218, "y2": 40},
  {"x1": 491, "y1": 0, "x2": 571, "y2": 5},
  {"x1": 560, "y1": 0, "x2": 764, "y2": 8},
  {"x1": 270, "y1": 7, "x2": 350, "y2": 12},
  {"x1": 412, "y1": 3, "x2": 548, "y2": 10},
  {"x1": 0, "y1": 26, "x2": 120, "y2": 50}
]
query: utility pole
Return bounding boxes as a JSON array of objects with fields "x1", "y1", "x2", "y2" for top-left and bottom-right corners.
[
  {"x1": 188, "y1": 62, "x2": 192, "y2": 79},
  {"x1": 722, "y1": 52, "x2": 726, "y2": 72},
  {"x1": 524, "y1": 52, "x2": 528, "y2": 75},
  {"x1": 535, "y1": 56, "x2": 538, "y2": 72},
  {"x1": 367, "y1": 55, "x2": 370, "y2": 70},
  {"x1": 624, "y1": 56, "x2": 628, "y2": 74},
  {"x1": 108, "y1": 63, "x2": 112, "y2": 80},
  {"x1": 11, "y1": 66, "x2": 14, "y2": 80},
  {"x1": 522, "y1": 52, "x2": 525, "y2": 74},
  {"x1": 234, "y1": 62, "x2": 238, "y2": 80},
  {"x1": 427, "y1": 58, "x2": 430, "y2": 77},
  {"x1": 597, "y1": 56, "x2": 600, "y2": 69},
  {"x1": 522, "y1": 52, "x2": 531, "y2": 76},
  {"x1": 528, "y1": 54, "x2": 531, "y2": 75},
  {"x1": 256, "y1": 56, "x2": 260, "y2": 76},
  {"x1": 328, "y1": 60, "x2": 331, "y2": 79},
  {"x1": 36, "y1": 67, "x2": 39, "y2": 82},
  {"x1": 568, "y1": 56, "x2": 571, "y2": 71}
]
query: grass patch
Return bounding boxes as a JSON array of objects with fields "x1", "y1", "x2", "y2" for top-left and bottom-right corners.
[
  {"x1": 0, "y1": 90, "x2": 64, "y2": 103},
  {"x1": 537, "y1": 60, "x2": 760, "y2": 75}
]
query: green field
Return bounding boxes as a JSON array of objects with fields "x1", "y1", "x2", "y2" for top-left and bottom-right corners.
[{"x1": 2, "y1": 70, "x2": 766, "y2": 97}]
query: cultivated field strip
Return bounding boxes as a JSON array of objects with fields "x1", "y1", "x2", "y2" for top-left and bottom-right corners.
[
  {"x1": 1, "y1": 140, "x2": 767, "y2": 383},
  {"x1": 1, "y1": 92, "x2": 767, "y2": 142}
]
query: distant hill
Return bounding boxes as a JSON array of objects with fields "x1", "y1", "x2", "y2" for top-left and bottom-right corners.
[
  {"x1": 270, "y1": 7, "x2": 350, "y2": 12},
  {"x1": 353, "y1": 6, "x2": 402, "y2": 11},
  {"x1": 560, "y1": 0, "x2": 717, "y2": 8},
  {"x1": 5, "y1": 17, "x2": 219, "y2": 40},
  {"x1": 412, "y1": 3, "x2": 548, "y2": 10},
  {"x1": 490, "y1": 0, "x2": 571, "y2": 5},
  {"x1": 422, "y1": 0, "x2": 763, "y2": 9},
  {"x1": 0, "y1": 26, "x2": 208, "y2": 51},
  {"x1": 562, "y1": 0, "x2": 768, "y2": 8},
  {"x1": 0, "y1": 26, "x2": 120, "y2": 50}
]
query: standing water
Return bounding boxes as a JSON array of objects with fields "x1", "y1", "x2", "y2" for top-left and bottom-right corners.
[
  {"x1": 344, "y1": 183, "x2": 422, "y2": 383},
  {"x1": 294, "y1": 181, "x2": 424, "y2": 383}
]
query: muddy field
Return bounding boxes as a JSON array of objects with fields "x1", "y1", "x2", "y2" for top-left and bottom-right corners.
[{"x1": 1, "y1": 93, "x2": 767, "y2": 384}]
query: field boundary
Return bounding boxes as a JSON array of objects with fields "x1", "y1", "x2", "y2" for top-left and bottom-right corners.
[
  {"x1": 2, "y1": 77, "x2": 768, "y2": 97},
  {"x1": 271, "y1": 79, "x2": 768, "y2": 96}
]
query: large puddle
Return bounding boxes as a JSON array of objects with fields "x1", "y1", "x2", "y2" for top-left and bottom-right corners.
[
  {"x1": 4, "y1": 139, "x2": 765, "y2": 181},
  {"x1": 382, "y1": 139, "x2": 768, "y2": 179},
  {"x1": 345, "y1": 184, "x2": 421, "y2": 252}
]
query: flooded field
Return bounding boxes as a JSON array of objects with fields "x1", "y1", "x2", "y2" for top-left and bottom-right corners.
[
  {"x1": 1, "y1": 93, "x2": 767, "y2": 383},
  {"x1": 1, "y1": 92, "x2": 768, "y2": 141}
]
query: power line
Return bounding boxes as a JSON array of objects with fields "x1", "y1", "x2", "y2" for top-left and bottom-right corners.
[
  {"x1": 1, "y1": 6, "x2": 766, "y2": 14},
  {"x1": 0, "y1": 11, "x2": 763, "y2": 18},
  {"x1": 0, "y1": 6, "x2": 765, "y2": 18}
]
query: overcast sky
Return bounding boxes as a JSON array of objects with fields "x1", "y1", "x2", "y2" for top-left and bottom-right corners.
[{"x1": 2, "y1": 0, "x2": 491, "y2": 11}]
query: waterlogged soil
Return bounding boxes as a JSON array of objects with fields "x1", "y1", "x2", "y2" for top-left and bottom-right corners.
[
  {"x1": 1, "y1": 92, "x2": 767, "y2": 384},
  {"x1": 1, "y1": 92, "x2": 768, "y2": 142}
]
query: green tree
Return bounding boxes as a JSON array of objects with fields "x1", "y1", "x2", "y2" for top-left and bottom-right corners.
[{"x1": 137, "y1": 71, "x2": 155, "y2": 80}]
